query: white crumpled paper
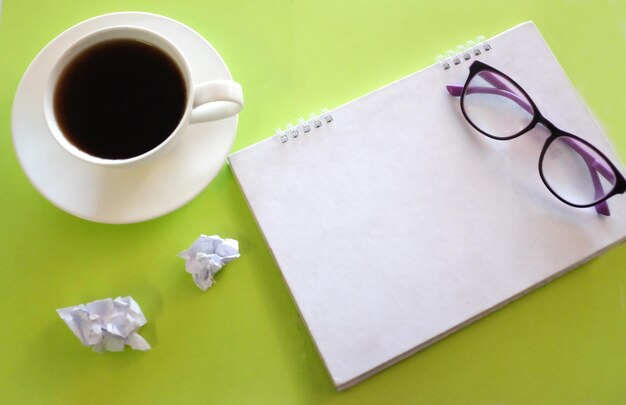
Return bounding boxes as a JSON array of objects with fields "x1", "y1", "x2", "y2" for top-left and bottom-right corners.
[
  {"x1": 57, "y1": 296, "x2": 151, "y2": 353},
  {"x1": 178, "y1": 234, "x2": 240, "y2": 291}
]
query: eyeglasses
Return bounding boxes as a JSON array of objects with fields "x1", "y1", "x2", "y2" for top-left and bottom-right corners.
[{"x1": 447, "y1": 60, "x2": 625, "y2": 216}]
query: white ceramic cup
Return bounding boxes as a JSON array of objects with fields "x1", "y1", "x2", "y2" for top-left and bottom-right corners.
[{"x1": 43, "y1": 26, "x2": 244, "y2": 166}]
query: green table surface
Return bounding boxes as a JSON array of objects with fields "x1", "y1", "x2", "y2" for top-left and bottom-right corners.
[{"x1": 1, "y1": 1, "x2": 626, "y2": 403}]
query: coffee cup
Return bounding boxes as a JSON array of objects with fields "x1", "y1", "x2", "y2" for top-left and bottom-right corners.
[{"x1": 43, "y1": 26, "x2": 243, "y2": 166}]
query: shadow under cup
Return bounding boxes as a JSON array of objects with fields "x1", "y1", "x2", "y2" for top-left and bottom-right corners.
[{"x1": 44, "y1": 26, "x2": 193, "y2": 165}]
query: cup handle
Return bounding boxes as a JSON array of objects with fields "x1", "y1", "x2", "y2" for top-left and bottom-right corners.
[{"x1": 189, "y1": 79, "x2": 243, "y2": 124}]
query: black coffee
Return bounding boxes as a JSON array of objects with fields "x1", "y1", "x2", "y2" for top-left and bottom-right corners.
[{"x1": 54, "y1": 39, "x2": 187, "y2": 159}]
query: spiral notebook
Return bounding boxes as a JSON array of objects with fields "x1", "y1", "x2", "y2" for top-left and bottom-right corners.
[{"x1": 229, "y1": 21, "x2": 626, "y2": 390}]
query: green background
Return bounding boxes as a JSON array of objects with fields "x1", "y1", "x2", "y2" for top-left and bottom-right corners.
[{"x1": 1, "y1": 0, "x2": 625, "y2": 403}]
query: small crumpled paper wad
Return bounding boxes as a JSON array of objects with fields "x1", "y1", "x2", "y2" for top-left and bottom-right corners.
[
  {"x1": 178, "y1": 234, "x2": 240, "y2": 291},
  {"x1": 57, "y1": 296, "x2": 151, "y2": 353}
]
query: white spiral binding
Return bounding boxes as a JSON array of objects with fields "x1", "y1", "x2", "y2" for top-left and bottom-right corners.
[
  {"x1": 276, "y1": 108, "x2": 334, "y2": 144},
  {"x1": 275, "y1": 37, "x2": 489, "y2": 144},
  {"x1": 436, "y1": 35, "x2": 491, "y2": 70}
]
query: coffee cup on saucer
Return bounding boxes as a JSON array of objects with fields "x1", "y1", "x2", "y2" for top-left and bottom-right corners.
[
  {"x1": 43, "y1": 25, "x2": 243, "y2": 167},
  {"x1": 13, "y1": 12, "x2": 242, "y2": 223}
]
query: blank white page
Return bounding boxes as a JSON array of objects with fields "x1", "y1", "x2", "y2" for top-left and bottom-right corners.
[{"x1": 229, "y1": 22, "x2": 626, "y2": 390}]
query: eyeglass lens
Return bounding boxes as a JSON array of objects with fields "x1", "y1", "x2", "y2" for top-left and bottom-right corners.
[
  {"x1": 541, "y1": 136, "x2": 616, "y2": 206},
  {"x1": 462, "y1": 71, "x2": 534, "y2": 139}
]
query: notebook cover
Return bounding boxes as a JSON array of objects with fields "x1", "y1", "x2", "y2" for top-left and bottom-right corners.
[{"x1": 228, "y1": 21, "x2": 626, "y2": 389}]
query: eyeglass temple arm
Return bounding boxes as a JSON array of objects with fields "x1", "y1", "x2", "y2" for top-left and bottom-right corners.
[
  {"x1": 588, "y1": 165, "x2": 611, "y2": 216},
  {"x1": 449, "y1": 85, "x2": 535, "y2": 114},
  {"x1": 447, "y1": 80, "x2": 613, "y2": 215}
]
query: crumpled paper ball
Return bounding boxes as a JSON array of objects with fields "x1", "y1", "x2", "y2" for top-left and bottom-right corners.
[
  {"x1": 178, "y1": 234, "x2": 240, "y2": 291},
  {"x1": 57, "y1": 296, "x2": 151, "y2": 353}
]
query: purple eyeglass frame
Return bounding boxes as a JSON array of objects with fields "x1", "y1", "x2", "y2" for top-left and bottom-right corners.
[{"x1": 447, "y1": 60, "x2": 626, "y2": 216}]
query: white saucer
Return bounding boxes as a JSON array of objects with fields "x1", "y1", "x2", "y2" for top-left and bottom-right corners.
[{"x1": 12, "y1": 12, "x2": 239, "y2": 224}]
